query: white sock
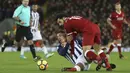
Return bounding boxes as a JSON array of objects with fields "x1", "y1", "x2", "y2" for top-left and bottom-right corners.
[
  {"x1": 20, "y1": 47, "x2": 25, "y2": 56},
  {"x1": 42, "y1": 46, "x2": 48, "y2": 55}
]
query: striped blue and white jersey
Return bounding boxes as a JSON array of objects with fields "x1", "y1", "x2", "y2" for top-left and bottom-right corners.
[
  {"x1": 57, "y1": 39, "x2": 83, "y2": 64},
  {"x1": 31, "y1": 11, "x2": 39, "y2": 30}
]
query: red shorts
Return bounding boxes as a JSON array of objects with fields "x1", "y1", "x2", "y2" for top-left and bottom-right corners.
[
  {"x1": 82, "y1": 24, "x2": 101, "y2": 46},
  {"x1": 112, "y1": 30, "x2": 122, "y2": 40}
]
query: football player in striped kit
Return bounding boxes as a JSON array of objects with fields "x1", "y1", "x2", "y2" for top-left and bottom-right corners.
[
  {"x1": 31, "y1": 4, "x2": 54, "y2": 58},
  {"x1": 57, "y1": 31, "x2": 116, "y2": 72}
]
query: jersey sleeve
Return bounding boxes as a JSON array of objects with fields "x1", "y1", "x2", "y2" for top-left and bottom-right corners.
[
  {"x1": 108, "y1": 13, "x2": 112, "y2": 21},
  {"x1": 13, "y1": 5, "x2": 23, "y2": 17},
  {"x1": 57, "y1": 43, "x2": 70, "y2": 56},
  {"x1": 64, "y1": 23, "x2": 73, "y2": 35}
]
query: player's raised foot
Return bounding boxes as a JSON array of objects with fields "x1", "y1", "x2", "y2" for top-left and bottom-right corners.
[
  {"x1": 45, "y1": 53, "x2": 54, "y2": 58},
  {"x1": 20, "y1": 55, "x2": 27, "y2": 59},
  {"x1": 34, "y1": 56, "x2": 41, "y2": 62}
]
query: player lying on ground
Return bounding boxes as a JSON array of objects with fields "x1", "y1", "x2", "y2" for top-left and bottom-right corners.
[
  {"x1": 56, "y1": 14, "x2": 112, "y2": 71},
  {"x1": 57, "y1": 31, "x2": 116, "y2": 72}
]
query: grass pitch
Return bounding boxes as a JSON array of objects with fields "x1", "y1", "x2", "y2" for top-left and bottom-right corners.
[{"x1": 0, "y1": 52, "x2": 130, "y2": 73}]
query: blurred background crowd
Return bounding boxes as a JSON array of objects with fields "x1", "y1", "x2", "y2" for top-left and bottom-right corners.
[
  {"x1": 0, "y1": 0, "x2": 45, "y2": 22},
  {"x1": 0, "y1": 0, "x2": 130, "y2": 47}
]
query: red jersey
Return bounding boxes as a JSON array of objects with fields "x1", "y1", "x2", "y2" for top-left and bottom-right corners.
[
  {"x1": 108, "y1": 11, "x2": 125, "y2": 30},
  {"x1": 64, "y1": 16, "x2": 94, "y2": 35}
]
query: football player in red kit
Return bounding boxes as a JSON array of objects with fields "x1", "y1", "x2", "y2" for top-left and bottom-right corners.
[
  {"x1": 56, "y1": 15, "x2": 112, "y2": 71},
  {"x1": 106, "y1": 2, "x2": 130, "y2": 59}
]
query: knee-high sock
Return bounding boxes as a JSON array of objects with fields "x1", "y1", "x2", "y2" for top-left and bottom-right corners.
[
  {"x1": 117, "y1": 44, "x2": 122, "y2": 56},
  {"x1": 107, "y1": 43, "x2": 115, "y2": 54},
  {"x1": 20, "y1": 47, "x2": 25, "y2": 56},
  {"x1": 29, "y1": 44, "x2": 36, "y2": 58},
  {"x1": 98, "y1": 50, "x2": 111, "y2": 69},
  {"x1": 42, "y1": 46, "x2": 48, "y2": 55}
]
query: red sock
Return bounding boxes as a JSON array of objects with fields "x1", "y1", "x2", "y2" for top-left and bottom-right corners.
[
  {"x1": 107, "y1": 44, "x2": 114, "y2": 54},
  {"x1": 117, "y1": 46, "x2": 121, "y2": 56},
  {"x1": 99, "y1": 52, "x2": 111, "y2": 69},
  {"x1": 66, "y1": 68, "x2": 77, "y2": 72},
  {"x1": 86, "y1": 51, "x2": 100, "y2": 61}
]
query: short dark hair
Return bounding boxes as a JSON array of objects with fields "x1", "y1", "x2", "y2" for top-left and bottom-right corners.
[
  {"x1": 115, "y1": 2, "x2": 120, "y2": 5},
  {"x1": 57, "y1": 30, "x2": 66, "y2": 38},
  {"x1": 56, "y1": 13, "x2": 68, "y2": 20}
]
